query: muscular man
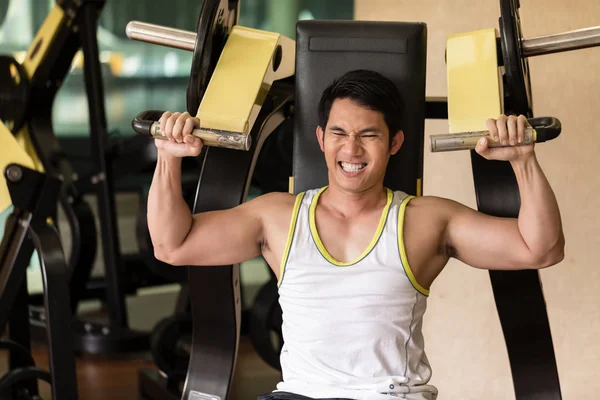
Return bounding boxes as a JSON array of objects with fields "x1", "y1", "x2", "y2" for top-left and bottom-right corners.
[{"x1": 147, "y1": 70, "x2": 564, "y2": 400}]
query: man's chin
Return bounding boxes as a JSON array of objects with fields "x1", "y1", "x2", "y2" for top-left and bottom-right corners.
[{"x1": 332, "y1": 174, "x2": 367, "y2": 191}]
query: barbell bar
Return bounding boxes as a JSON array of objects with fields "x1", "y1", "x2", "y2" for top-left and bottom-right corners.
[
  {"x1": 126, "y1": 22, "x2": 195, "y2": 52},
  {"x1": 522, "y1": 25, "x2": 600, "y2": 57}
]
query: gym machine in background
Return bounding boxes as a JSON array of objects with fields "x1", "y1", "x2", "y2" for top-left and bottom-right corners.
[
  {"x1": 0, "y1": 0, "x2": 169, "y2": 367},
  {"x1": 126, "y1": 0, "x2": 600, "y2": 399},
  {"x1": 0, "y1": 164, "x2": 78, "y2": 399},
  {"x1": 0, "y1": 0, "x2": 120, "y2": 394}
]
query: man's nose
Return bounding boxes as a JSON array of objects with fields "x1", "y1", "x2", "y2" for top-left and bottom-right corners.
[{"x1": 342, "y1": 134, "x2": 363, "y2": 154}]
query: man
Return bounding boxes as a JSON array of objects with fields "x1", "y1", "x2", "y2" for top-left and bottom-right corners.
[{"x1": 147, "y1": 70, "x2": 564, "y2": 400}]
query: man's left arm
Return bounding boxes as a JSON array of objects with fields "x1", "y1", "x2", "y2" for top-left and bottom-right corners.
[{"x1": 443, "y1": 114, "x2": 565, "y2": 270}]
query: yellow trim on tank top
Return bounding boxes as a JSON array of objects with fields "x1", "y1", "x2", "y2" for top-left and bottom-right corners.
[
  {"x1": 309, "y1": 186, "x2": 393, "y2": 267},
  {"x1": 278, "y1": 192, "x2": 305, "y2": 287},
  {"x1": 398, "y1": 195, "x2": 430, "y2": 296}
]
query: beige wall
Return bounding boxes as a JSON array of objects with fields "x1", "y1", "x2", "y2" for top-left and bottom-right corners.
[{"x1": 355, "y1": 1, "x2": 600, "y2": 399}]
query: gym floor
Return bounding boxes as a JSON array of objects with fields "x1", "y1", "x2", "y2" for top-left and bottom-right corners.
[{"x1": 0, "y1": 338, "x2": 280, "y2": 400}]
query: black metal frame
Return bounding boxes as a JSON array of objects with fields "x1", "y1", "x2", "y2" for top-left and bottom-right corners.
[
  {"x1": 21, "y1": 0, "x2": 149, "y2": 354},
  {"x1": 0, "y1": 164, "x2": 78, "y2": 399}
]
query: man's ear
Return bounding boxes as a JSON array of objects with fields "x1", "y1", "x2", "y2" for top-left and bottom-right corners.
[
  {"x1": 316, "y1": 126, "x2": 325, "y2": 152},
  {"x1": 390, "y1": 130, "x2": 404, "y2": 155}
]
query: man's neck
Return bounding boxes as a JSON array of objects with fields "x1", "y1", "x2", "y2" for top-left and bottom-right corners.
[{"x1": 320, "y1": 182, "x2": 388, "y2": 218}]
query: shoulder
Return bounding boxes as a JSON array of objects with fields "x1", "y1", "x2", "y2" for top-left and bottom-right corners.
[
  {"x1": 256, "y1": 187, "x2": 323, "y2": 208},
  {"x1": 248, "y1": 191, "x2": 297, "y2": 212},
  {"x1": 401, "y1": 194, "x2": 468, "y2": 221},
  {"x1": 247, "y1": 190, "x2": 311, "y2": 221}
]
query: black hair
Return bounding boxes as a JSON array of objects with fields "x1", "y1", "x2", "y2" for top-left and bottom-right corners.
[{"x1": 317, "y1": 69, "x2": 404, "y2": 146}]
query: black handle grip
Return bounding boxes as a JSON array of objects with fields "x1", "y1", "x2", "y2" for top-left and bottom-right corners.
[
  {"x1": 529, "y1": 116, "x2": 562, "y2": 143},
  {"x1": 132, "y1": 110, "x2": 165, "y2": 136}
]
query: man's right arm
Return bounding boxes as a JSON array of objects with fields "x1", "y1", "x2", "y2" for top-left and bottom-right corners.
[
  {"x1": 148, "y1": 154, "x2": 266, "y2": 267},
  {"x1": 146, "y1": 111, "x2": 265, "y2": 267}
]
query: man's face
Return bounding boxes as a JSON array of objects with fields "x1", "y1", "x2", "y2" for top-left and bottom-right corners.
[{"x1": 316, "y1": 98, "x2": 403, "y2": 193}]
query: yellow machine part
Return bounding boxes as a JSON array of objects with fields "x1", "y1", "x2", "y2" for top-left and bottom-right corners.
[
  {"x1": 22, "y1": 6, "x2": 66, "y2": 78},
  {"x1": 446, "y1": 28, "x2": 502, "y2": 133},
  {"x1": 198, "y1": 25, "x2": 295, "y2": 133},
  {"x1": 0, "y1": 5, "x2": 67, "y2": 212},
  {"x1": 0, "y1": 124, "x2": 38, "y2": 212}
]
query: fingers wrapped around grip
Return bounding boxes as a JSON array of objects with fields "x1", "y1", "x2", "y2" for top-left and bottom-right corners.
[
  {"x1": 486, "y1": 114, "x2": 529, "y2": 146},
  {"x1": 156, "y1": 111, "x2": 203, "y2": 157},
  {"x1": 159, "y1": 112, "x2": 201, "y2": 143}
]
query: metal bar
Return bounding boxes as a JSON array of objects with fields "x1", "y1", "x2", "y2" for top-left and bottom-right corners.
[
  {"x1": 126, "y1": 21, "x2": 196, "y2": 51},
  {"x1": 80, "y1": 3, "x2": 128, "y2": 327},
  {"x1": 0, "y1": 210, "x2": 33, "y2": 333},
  {"x1": 30, "y1": 222, "x2": 79, "y2": 400},
  {"x1": 522, "y1": 26, "x2": 600, "y2": 57},
  {"x1": 9, "y1": 273, "x2": 39, "y2": 398},
  {"x1": 0, "y1": 211, "x2": 39, "y2": 398}
]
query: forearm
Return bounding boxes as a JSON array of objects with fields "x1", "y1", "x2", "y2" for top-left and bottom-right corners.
[
  {"x1": 147, "y1": 151, "x2": 193, "y2": 253},
  {"x1": 512, "y1": 153, "x2": 564, "y2": 262}
]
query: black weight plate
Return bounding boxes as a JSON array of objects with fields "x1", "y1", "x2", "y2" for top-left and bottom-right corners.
[
  {"x1": 150, "y1": 314, "x2": 193, "y2": 377},
  {"x1": 0, "y1": 56, "x2": 30, "y2": 133},
  {"x1": 499, "y1": 0, "x2": 532, "y2": 116},
  {"x1": 186, "y1": 0, "x2": 239, "y2": 115},
  {"x1": 248, "y1": 278, "x2": 283, "y2": 371}
]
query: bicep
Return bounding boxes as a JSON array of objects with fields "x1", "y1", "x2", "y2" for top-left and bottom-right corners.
[
  {"x1": 168, "y1": 200, "x2": 264, "y2": 266},
  {"x1": 445, "y1": 201, "x2": 534, "y2": 270}
]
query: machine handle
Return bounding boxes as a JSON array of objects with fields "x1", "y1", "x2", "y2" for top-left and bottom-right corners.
[
  {"x1": 528, "y1": 116, "x2": 561, "y2": 143},
  {"x1": 430, "y1": 116, "x2": 561, "y2": 152},
  {"x1": 132, "y1": 110, "x2": 252, "y2": 151}
]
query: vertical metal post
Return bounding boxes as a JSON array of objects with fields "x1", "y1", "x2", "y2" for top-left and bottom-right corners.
[
  {"x1": 0, "y1": 212, "x2": 39, "y2": 398},
  {"x1": 78, "y1": 2, "x2": 128, "y2": 327}
]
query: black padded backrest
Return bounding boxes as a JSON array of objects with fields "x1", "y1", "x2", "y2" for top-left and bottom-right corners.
[{"x1": 293, "y1": 20, "x2": 427, "y2": 195}]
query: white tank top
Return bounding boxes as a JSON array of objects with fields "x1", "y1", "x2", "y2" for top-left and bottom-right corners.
[{"x1": 275, "y1": 187, "x2": 438, "y2": 400}]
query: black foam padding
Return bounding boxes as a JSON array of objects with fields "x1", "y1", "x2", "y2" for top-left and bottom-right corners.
[{"x1": 293, "y1": 20, "x2": 427, "y2": 194}]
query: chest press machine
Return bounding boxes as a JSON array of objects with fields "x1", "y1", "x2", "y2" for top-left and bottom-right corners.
[
  {"x1": 127, "y1": 1, "x2": 600, "y2": 399},
  {"x1": 0, "y1": 0, "x2": 596, "y2": 398},
  {"x1": 125, "y1": 0, "x2": 600, "y2": 399}
]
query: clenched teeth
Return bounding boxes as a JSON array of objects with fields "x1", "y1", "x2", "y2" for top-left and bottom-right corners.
[{"x1": 339, "y1": 162, "x2": 367, "y2": 172}]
